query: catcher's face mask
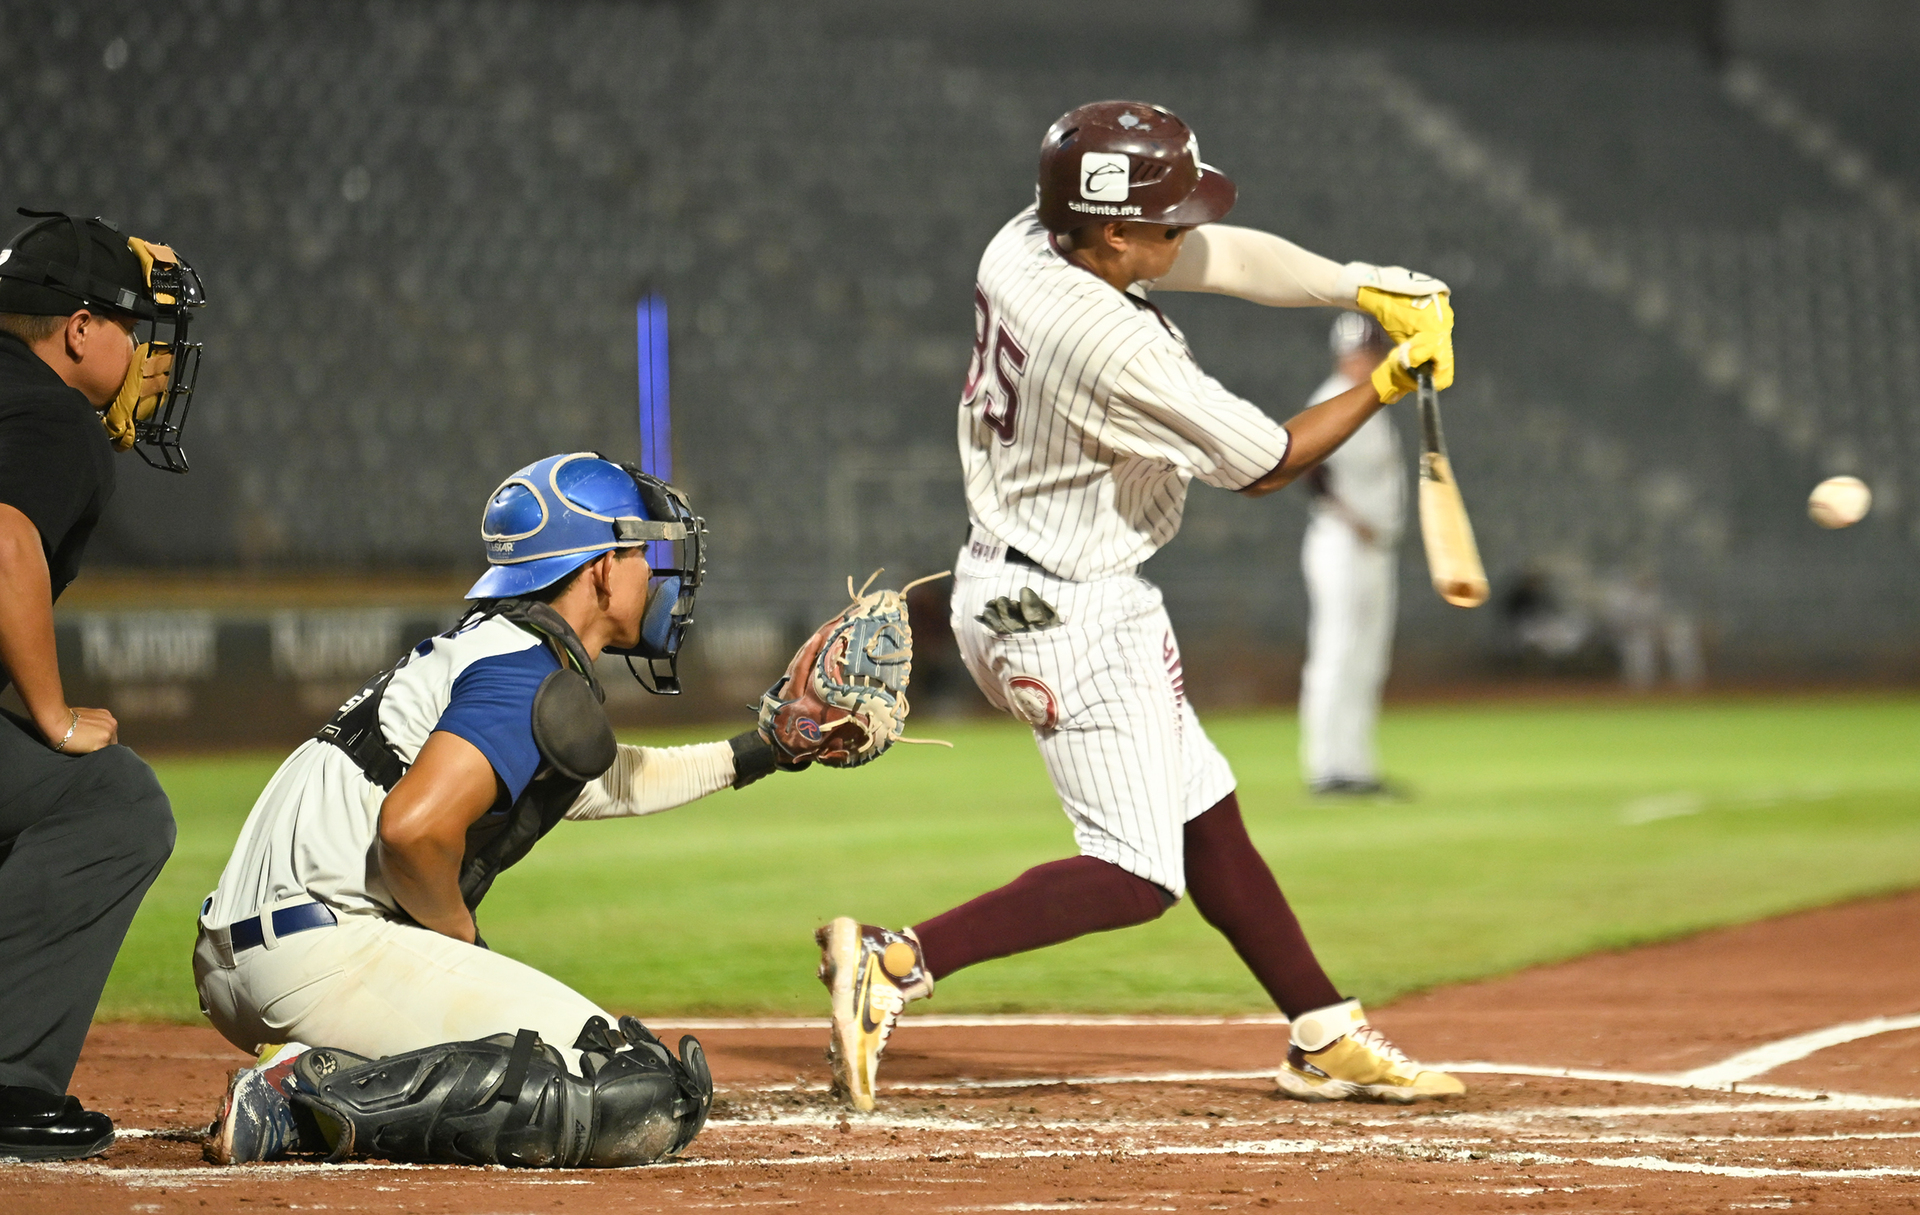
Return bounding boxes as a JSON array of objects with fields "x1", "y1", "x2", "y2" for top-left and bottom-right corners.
[
  {"x1": 603, "y1": 462, "x2": 706, "y2": 696},
  {"x1": 0, "y1": 209, "x2": 206, "y2": 473},
  {"x1": 467, "y1": 452, "x2": 706, "y2": 695}
]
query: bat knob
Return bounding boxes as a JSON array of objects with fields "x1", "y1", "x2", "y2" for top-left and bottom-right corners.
[{"x1": 1438, "y1": 577, "x2": 1490, "y2": 609}]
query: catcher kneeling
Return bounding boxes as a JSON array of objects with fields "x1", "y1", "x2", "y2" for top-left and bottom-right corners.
[{"x1": 195, "y1": 452, "x2": 921, "y2": 1167}]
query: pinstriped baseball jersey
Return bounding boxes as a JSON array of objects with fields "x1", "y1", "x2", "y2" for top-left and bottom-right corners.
[{"x1": 958, "y1": 207, "x2": 1292, "y2": 582}]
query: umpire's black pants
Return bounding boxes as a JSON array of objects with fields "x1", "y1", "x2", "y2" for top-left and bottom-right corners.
[{"x1": 0, "y1": 710, "x2": 174, "y2": 1095}]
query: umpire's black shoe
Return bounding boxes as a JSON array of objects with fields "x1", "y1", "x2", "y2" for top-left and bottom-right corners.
[{"x1": 0, "y1": 1085, "x2": 115, "y2": 1162}]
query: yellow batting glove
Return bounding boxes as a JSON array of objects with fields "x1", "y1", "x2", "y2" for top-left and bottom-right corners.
[
  {"x1": 1370, "y1": 330, "x2": 1453, "y2": 404},
  {"x1": 1354, "y1": 284, "x2": 1454, "y2": 346}
]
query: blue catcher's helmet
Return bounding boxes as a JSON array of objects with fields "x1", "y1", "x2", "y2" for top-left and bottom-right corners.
[{"x1": 467, "y1": 452, "x2": 706, "y2": 694}]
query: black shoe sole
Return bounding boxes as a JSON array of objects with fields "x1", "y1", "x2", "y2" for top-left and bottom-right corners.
[{"x1": 0, "y1": 1131, "x2": 115, "y2": 1163}]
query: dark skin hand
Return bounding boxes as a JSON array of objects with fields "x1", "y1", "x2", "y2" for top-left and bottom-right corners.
[{"x1": 375, "y1": 547, "x2": 651, "y2": 942}]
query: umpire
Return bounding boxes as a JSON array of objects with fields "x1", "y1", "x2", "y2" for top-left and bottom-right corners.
[{"x1": 0, "y1": 210, "x2": 201, "y2": 1160}]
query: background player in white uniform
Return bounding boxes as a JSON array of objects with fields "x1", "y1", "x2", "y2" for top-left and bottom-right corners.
[
  {"x1": 1300, "y1": 313, "x2": 1405, "y2": 796},
  {"x1": 816, "y1": 101, "x2": 1463, "y2": 1110},
  {"x1": 195, "y1": 453, "x2": 796, "y2": 1167}
]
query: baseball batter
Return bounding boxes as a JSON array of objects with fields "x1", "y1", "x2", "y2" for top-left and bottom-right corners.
[
  {"x1": 1300, "y1": 313, "x2": 1405, "y2": 796},
  {"x1": 817, "y1": 100, "x2": 1462, "y2": 1109},
  {"x1": 193, "y1": 453, "x2": 790, "y2": 1168}
]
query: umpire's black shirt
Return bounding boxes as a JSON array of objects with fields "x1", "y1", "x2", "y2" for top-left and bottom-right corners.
[
  {"x1": 0, "y1": 331, "x2": 112, "y2": 596},
  {"x1": 0, "y1": 331, "x2": 114, "y2": 691}
]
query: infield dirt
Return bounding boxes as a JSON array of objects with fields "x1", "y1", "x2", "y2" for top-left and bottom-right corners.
[{"x1": 6, "y1": 890, "x2": 1919, "y2": 1213}]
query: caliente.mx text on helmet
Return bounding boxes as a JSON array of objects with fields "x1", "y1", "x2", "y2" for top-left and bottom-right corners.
[{"x1": 1036, "y1": 101, "x2": 1236, "y2": 234}]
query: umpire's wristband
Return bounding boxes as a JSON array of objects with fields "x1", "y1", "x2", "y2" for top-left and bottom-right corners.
[{"x1": 729, "y1": 730, "x2": 780, "y2": 789}]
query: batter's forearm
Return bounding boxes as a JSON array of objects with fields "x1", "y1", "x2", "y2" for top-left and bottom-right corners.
[
  {"x1": 1239, "y1": 381, "x2": 1385, "y2": 497},
  {"x1": 1154, "y1": 225, "x2": 1353, "y2": 307},
  {"x1": 0, "y1": 505, "x2": 69, "y2": 736},
  {"x1": 565, "y1": 739, "x2": 737, "y2": 820}
]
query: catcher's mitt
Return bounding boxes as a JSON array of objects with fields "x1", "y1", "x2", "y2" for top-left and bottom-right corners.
[{"x1": 757, "y1": 570, "x2": 951, "y2": 770}]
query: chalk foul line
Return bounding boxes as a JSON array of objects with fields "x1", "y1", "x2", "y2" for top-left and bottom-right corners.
[{"x1": 1677, "y1": 1013, "x2": 1920, "y2": 1086}]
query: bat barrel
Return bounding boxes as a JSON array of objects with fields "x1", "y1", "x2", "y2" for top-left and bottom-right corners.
[{"x1": 1411, "y1": 367, "x2": 1489, "y2": 609}]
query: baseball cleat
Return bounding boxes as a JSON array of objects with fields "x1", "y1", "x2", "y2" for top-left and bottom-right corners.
[
  {"x1": 204, "y1": 1042, "x2": 309, "y2": 1164},
  {"x1": 816, "y1": 917, "x2": 933, "y2": 1111},
  {"x1": 1275, "y1": 999, "x2": 1464, "y2": 1104}
]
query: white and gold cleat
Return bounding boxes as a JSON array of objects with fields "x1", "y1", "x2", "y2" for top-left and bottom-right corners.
[
  {"x1": 1276, "y1": 999, "x2": 1465, "y2": 1104},
  {"x1": 815, "y1": 917, "x2": 933, "y2": 1111}
]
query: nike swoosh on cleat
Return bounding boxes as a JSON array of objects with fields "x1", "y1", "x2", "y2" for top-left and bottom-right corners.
[{"x1": 857, "y1": 957, "x2": 884, "y2": 1035}]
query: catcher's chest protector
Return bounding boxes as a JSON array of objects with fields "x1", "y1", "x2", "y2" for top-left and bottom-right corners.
[{"x1": 316, "y1": 599, "x2": 618, "y2": 913}]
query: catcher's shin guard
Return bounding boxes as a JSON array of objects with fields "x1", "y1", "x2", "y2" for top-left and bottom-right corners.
[
  {"x1": 287, "y1": 1021, "x2": 712, "y2": 1167},
  {"x1": 1275, "y1": 999, "x2": 1465, "y2": 1104},
  {"x1": 575, "y1": 1015, "x2": 713, "y2": 1160},
  {"x1": 816, "y1": 917, "x2": 933, "y2": 1112}
]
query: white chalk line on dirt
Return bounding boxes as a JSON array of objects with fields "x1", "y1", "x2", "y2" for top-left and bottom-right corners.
[
  {"x1": 706, "y1": 1109, "x2": 1920, "y2": 1146},
  {"x1": 1432, "y1": 1063, "x2": 1918, "y2": 1106},
  {"x1": 1678, "y1": 1013, "x2": 1920, "y2": 1086},
  {"x1": 658, "y1": 1013, "x2": 1291, "y2": 1030},
  {"x1": 801, "y1": 1008, "x2": 1920, "y2": 1104},
  {"x1": 678, "y1": 1139, "x2": 1920, "y2": 1181},
  {"x1": 1488, "y1": 1150, "x2": 1920, "y2": 1182},
  {"x1": 37, "y1": 1127, "x2": 1920, "y2": 1188},
  {"x1": 733, "y1": 1065, "x2": 1917, "y2": 1109},
  {"x1": 699, "y1": 1009, "x2": 1920, "y2": 1103},
  {"x1": 1390, "y1": 1143, "x2": 1920, "y2": 1181}
]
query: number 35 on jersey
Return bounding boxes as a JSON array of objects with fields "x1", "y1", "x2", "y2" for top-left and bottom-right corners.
[{"x1": 964, "y1": 284, "x2": 1028, "y2": 444}]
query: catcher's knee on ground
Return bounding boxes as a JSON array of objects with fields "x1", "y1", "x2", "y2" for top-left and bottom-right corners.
[{"x1": 287, "y1": 1016, "x2": 711, "y2": 1167}]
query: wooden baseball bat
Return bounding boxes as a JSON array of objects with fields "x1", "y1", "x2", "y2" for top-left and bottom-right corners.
[{"x1": 1415, "y1": 368, "x2": 1489, "y2": 608}]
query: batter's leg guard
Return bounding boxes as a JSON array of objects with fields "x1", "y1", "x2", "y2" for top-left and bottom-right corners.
[{"x1": 287, "y1": 1020, "x2": 712, "y2": 1167}]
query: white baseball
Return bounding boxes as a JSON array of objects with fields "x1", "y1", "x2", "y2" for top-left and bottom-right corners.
[{"x1": 1808, "y1": 476, "x2": 1871, "y2": 529}]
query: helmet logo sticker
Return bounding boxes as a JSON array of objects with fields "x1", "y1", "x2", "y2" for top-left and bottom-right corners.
[{"x1": 1080, "y1": 152, "x2": 1129, "y2": 202}]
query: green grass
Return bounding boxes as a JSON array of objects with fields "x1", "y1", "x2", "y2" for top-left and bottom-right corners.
[{"x1": 104, "y1": 695, "x2": 1920, "y2": 1022}]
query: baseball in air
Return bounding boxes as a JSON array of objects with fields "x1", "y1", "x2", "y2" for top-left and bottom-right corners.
[{"x1": 1807, "y1": 476, "x2": 1871, "y2": 529}]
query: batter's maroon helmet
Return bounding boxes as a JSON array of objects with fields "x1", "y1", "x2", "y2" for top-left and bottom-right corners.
[{"x1": 1036, "y1": 100, "x2": 1236, "y2": 234}]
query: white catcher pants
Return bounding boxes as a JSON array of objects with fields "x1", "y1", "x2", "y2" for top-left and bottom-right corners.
[
  {"x1": 1299, "y1": 515, "x2": 1398, "y2": 784},
  {"x1": 953, "y1": 531, "x2": 1236, "y2": 896},
  {"x1": 194, "y1": 902, "x2": 612, "y2": 1069}
]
